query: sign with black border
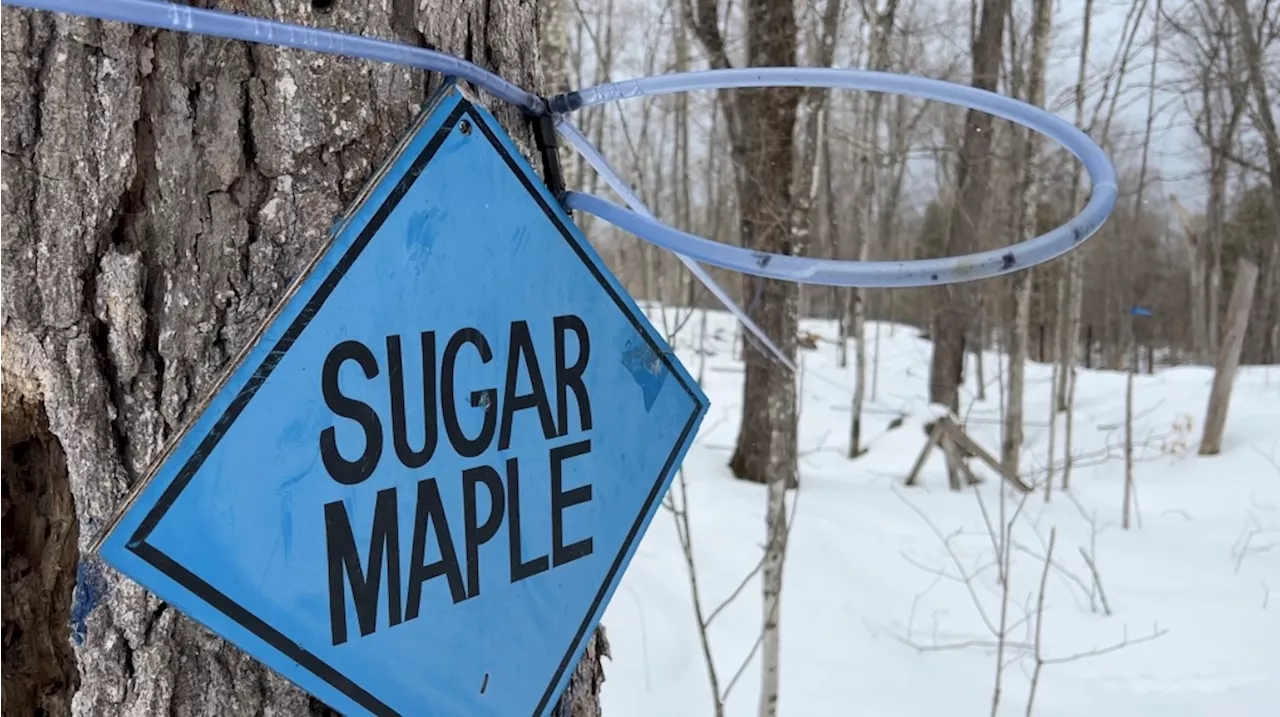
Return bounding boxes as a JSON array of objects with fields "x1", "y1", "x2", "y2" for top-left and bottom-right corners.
[{"x1": 94, "y1": 80, "x2": 709, "y2": 716}]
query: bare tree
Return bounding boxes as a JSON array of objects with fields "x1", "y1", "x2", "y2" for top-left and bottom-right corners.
[
  {"x1": 0, "y1": 2, "x2": 606, "y2": 715},
  {"x1": 1001, "y1": 0, "x2": 1052, "y2": 477},
  {"x1": 1046, "y1": 0, "x2": 1094, "y2": 500},
  {"x1": 848, "y1": 0, "x2": 902, "y2": 459},
  {"x1": 1061, "y1": 0, "x2": 1155, "y2": 490},
  {"x1": 1166, "y1": 0, "x2": 1248, "y2": 364},
  {"x1": 791, "y1": 0, "x2": 844, "y2": 326},
  {"x1": 927, "y1": 0, "x2": 1010, "y2": 487},
  {"x1": 1223, "y1": 0, "x2": 1280, "y2": 349},
  {"x1": 685, "y1": 0, "x2": 802, "y2": 489},
  {"x1": 1056, "y1": 0, "x2": 1156, "y2": 416},
  {"x1": 684, "y1": 0, "x2": 805, "y2": 712}
]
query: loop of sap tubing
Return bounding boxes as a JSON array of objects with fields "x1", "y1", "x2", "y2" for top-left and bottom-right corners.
[
  {"x1": 7, "y1": 0, "x2": 796, "y2": 368},
  {"x1": 8, "y1": 2, "x2": 1118, "y2": 288},
  {"x1": 551, "y1": 68, "x2": 1120, "y2": 288},
  {"x1": 13, "y1": 3, "x2": 1111, "y2": 353}
]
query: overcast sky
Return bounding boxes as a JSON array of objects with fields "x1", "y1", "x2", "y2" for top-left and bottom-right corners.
[{"x1": 1047, "y1": 0, "x2": 1204, "y2": 210}]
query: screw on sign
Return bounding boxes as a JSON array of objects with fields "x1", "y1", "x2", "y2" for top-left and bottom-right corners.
[{"x1": 92, "y1": 82, "x2": 709, "y2": 717}]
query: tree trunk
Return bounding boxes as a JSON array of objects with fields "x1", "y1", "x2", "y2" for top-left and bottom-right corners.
[
  {"x1": 928, "y1": 0, "x2": 1009, "y2": 483},
  {"x1": 821, "y1": 106, "x2": 841, "y2": 352},
  {"x1": 848, "y1": 0, "x2": 900, "y2": 459},
  {"x1": 538, "y1": 0, "x2": 571, "y2": 95},
  {"x1": 1054, "y1": 0, "x2": 1095, "y2": 412},
  {"x1": 685, "y1": 0, "x2": 800, "y2": 488},
  {"x1": 0, "y1": 3, "x2": 606, "y2": 716},
  {"x1": 1206, "y1": 153, "x2": 1227, "y2": 357},
  {"x1": 1198, "y1": 258, "x2": 1260, "y2": 456},
  {"x1": 1222, "y1": 0, "x2": 1280, "y2": 368},
  {"x1": 1001, "y1": 0, "x2": 1048, "y2": 475},
  {"x1": 1188, "y1": 242, "x2": 1209, "y2": 363},
  {"x1": 684, "y1": 0, "x2": 803, "y2": 711},
  {"x1": 1259, "y1": 242, "x2": 1280, "y2": 364},
  {"x1": 972, "y1": 300, "x2": 985, "y2": 401}
]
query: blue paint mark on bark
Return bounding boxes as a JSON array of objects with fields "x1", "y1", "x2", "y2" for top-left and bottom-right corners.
[{"x1": 70, "y1": 558, "x2": 108, "y2": 646}]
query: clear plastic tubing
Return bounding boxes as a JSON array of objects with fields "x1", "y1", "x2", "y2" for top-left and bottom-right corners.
[
  {"x1": 556, "y1": 118, "x2": 796, "y2": 370},
  {"x1": 1, "y1": 0, "x2": 545, "y2": 115},
  {"x1": 552, "y1": 68, "x2": 1119, "y2": 288},
  {"x1": 5, "y1": 0, "x2": 793, "y2": 367}
]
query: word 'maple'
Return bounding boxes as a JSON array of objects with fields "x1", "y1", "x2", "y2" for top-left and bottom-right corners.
[{"x1": 320, "y1": 316, "x2": 595, "y2": 645}]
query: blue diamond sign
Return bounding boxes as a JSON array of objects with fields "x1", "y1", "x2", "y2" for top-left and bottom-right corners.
[{"x1": 93, "y1": 81, "x2": 709, "y2": 717}]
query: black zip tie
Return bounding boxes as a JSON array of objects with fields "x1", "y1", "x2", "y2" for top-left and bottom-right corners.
[{"x1": 529, "y1": 106, "x2": 569, "y2": 214}]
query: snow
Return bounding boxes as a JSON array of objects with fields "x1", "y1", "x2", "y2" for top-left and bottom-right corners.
[{"x1": 600, "y1": 307, "x2": 1280, "y2": 717}]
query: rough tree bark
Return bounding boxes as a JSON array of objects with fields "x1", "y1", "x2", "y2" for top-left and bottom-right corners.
[
  {"x1": 0, "y1": 2, "x2": 607, "y2": 715},
  {"x1": 538, "y1": 0, "x2": 572, "y2": 95}
]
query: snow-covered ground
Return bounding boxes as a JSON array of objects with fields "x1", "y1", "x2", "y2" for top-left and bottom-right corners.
[{"x1": 600, "y1": 307, "x2": 1280, "y2": 717}]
